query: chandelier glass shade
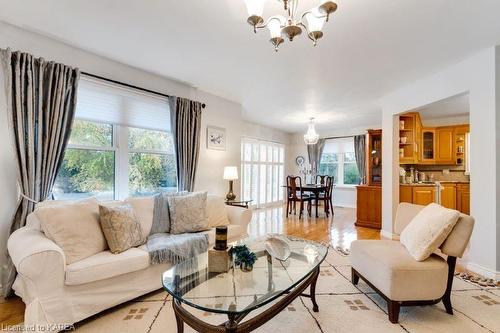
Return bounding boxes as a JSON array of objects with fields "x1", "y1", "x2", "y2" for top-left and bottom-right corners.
[
  {"x1": 244, "y1": 0, "x2": 338, "y2": 51},
  {"x1": 304, "y1": 118, "x2": 320, "y2": 145}
]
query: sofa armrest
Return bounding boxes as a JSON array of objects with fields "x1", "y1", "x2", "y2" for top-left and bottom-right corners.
[
  {"x1": 226, "y1": 205, "x2": 252, "y2": 228},
  {"x1": 7, "y1": 227, "x2": 65, "y2": 292}
]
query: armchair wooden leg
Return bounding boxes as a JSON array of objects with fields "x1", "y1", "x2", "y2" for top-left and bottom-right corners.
[
  {"x1": 442, "y1": 294, "x2": 453, "y2": 315},
  {"x1": 351, "y1": 268, "x2": 359, "y2": 285},
  {"x1": 387, "y1": 300, "x2": 400, "y2": 324}
]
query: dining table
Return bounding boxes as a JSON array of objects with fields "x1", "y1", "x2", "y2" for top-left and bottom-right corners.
[{"x1": 283, "y1": 183, "x2": 329, "y2": 218}]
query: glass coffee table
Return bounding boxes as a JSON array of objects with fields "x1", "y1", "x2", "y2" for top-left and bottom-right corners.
[{"x1": 162, "y1": 235, "x2": 328, "y2": 332}]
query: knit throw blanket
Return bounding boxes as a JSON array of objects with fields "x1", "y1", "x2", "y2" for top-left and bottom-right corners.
[{"x1": 147, "y1": 192, "x2": 209, "y2": 265}]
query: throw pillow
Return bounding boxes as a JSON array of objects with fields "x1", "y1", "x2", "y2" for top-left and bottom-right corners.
[
  {"x1": 207, "y1": 195, "x2": 230, "y2": 228},
  {"x1": 400, "y1": 203, "x2": 460, "y2": 261},
  {"x1": 125, "y1": 196, "x2": 155, "y2": 237},
  {"x1": 36, "y1": 197, "x2": 107, "y2": 264},
  {"x1": 168, "y1": 191, "x2": 209, "y2": 235},
  {"x1": 99, "y1": 204, "x2": 146, "y2": 254}
]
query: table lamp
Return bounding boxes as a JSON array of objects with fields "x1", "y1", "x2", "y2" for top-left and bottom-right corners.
[{"x1": 223, "y1": 166, "x2": 238, "y2": 201}]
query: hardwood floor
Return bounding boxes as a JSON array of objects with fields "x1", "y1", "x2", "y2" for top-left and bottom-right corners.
[{"x1": 0, "y1": 204, "x2": 379, "y2": 326}]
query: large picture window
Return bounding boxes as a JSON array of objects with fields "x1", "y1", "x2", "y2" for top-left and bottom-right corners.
[
  {"x1": 53, "y1": 77, "x2": 176, "y2": 200},
  {"x1": 241, "y1": 139, "x2": 285, "y2": 207},
  {"x1": 319, "y1": 137, "x2": 360, "y2": 186}
]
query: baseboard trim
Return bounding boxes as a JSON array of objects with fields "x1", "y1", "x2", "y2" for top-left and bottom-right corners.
[
  {"x1": 466, "y1": 262, "x2": 500, "y2": 280},
  {"x1": 380, "y1": 230, "x2": 395, "y2": 239}
]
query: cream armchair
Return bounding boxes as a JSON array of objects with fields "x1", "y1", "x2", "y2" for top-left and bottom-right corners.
[{"x1": 350, "y1": 203, "x2": 474, "y2": 323}]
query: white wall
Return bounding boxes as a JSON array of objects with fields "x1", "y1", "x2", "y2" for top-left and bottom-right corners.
[
  {"x1": 380, "y1": 47, "x2": 499, "y2": 278},
  {"x1": 0, "y1": 22, "x2": 289, "y2": 285},
  {"x1": 287, "y1": 124, "x2": 381, "y2": 208}
]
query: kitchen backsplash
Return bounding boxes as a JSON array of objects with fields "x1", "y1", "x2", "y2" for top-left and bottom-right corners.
[{"x1": 401, "y1": 165, "x2": 470, "y2": 182}]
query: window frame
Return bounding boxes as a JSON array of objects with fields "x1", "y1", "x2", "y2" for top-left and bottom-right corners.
[
  {"x1": 319, "y1": 138, "x2": 360, "y2": 187},
  {"x1": 60, "y1": 119, "x2": 176, "y2": 200}
]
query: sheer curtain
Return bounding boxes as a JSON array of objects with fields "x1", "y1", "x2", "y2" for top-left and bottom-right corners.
[{"x1": 1, "y1": 48, "x2": 79, "y2": 296}]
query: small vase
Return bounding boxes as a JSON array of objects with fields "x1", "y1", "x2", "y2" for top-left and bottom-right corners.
[{"x1": 240, "y1": 262, "x2": 253, "y2": 272}]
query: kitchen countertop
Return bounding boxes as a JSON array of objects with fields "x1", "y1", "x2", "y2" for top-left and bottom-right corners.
[{"x1": 400, "y1": 181, "x2": 470, "y2": 186}]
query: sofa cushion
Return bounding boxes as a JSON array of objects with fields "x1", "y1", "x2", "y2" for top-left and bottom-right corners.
[
  {"x1": 99, "y1": 204, "x2": 146, "y2": 254},
  {"x1": 207, "y1": 195, "x2": 230, "y2": 228},
  {"x1": 125, "y1": 196, "x2": 155, "y2": 237},
  {"x1": 36, "y1": 197, "x2": 108, "y2": 264},
  {"x1": 65, "y1": 248, "x2": 150, "y2": 286},
  {"x1": 168, "y1": 191, "x2": 209, "y2": 234},
  {"x1": 400, "y1": 203, "x2": 460, "y2": 261},
  {"x1": 350, "y1": 240, "x2": 448, "y2": 301}
]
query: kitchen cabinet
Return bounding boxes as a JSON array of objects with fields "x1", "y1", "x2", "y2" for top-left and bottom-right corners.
[
  {"x1": 454, "y1": 126, "x2": 470, "y2": 166},
  {"x1": 421, "y1": 130, "x2": 436, "y2": 163},
  {"x1": 412, "y1": 186, "x2": 436, "y2": 205},
  {"x1": 436, "y1": 128, "x2": 455, "y2": 164},
  {"x1": 440, "y1": 184, "x2": 457, "y2": 210},
  {"x1": 356, "y1": 185, "x2": 381, "y2": 229},
  {"x1": 400, "y1": 186, "x2": 412, "y2": 203},
  {"x1": 399, "y1": 113, "x2": 420, "y2": 164},
  {"x1": 456, "y1": 183, "x2": 470, "y2": 215}
]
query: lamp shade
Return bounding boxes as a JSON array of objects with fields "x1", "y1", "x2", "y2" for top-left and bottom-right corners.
[
  {"x1": 267, "y1": 15, "x2": 285, "y2": 38},
  {"x1": 223, "y1": 166, "x2": 239, "y2": 180},
  {"x1": 244, "y1": 0, "x2": 267, "y2": 17},
  {"x1": 304, "y1": 9, "x2": 326, "y2": 32}
]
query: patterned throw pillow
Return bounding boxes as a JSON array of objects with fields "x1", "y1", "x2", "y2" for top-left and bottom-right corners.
[
  {"x1": 168, "y1": 191, "x2": 209, "y2": 235},
  {"x1": 99, "y1": 204, "x2": 146, "y2": 254}
]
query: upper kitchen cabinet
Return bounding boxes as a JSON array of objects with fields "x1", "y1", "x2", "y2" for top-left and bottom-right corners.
[
  {"x1": 399, "y1": 113, "x2": 420, "y2": 164},
  {"x1": 436, "y1": 127, "x2": 455, "y2": 164},
  {"x1": 454, "y1": 125, "x2": 470, "y2": 166},
  {"x1": 421, "y1": 129, "x2": 436, "y2": 163}
]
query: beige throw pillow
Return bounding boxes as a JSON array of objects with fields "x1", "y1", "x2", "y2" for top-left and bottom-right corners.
[
  {"x1": 207, "y1": 195, "x2": 230, "y2": 228},
  {"x1": 168, "y1": 191, "x2": 209, "y2": 235},
  {"x1": 400, "y1": 203, "x2": 460, "y2": 261},
  {"x1": 37, "y1": 197, "x2": 107, "y2": 264},
  {"x1": 99, "y1": 204, "x2": 146, "y2": 254}
]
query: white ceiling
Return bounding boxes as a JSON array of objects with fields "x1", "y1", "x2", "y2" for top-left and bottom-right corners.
[
  {"x1": 1, "y1": 0, "x2": 500, "y2": 133},
  {"x1": 416, "y1": 93, "x2": 469, "y2": 121}
]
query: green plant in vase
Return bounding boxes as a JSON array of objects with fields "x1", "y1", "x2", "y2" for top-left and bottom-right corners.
[{"x1": 232, "y1": 245, "x2": 257, "y2": 272}]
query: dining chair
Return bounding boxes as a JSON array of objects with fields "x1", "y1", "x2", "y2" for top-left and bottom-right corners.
[
  {"x1": 316, "y1": 175, "x2": 328, "y2": 185},
  {"x1": 286, "y1": 176, "x2": 312, "y2": 219},
  {"x1": 318, "y1": 176, "x2": 334, "y2": 217}
]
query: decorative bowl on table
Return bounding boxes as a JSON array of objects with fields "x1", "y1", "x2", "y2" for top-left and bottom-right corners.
[{"x1": 265, "y1": 236, "x2": 291, "y2": 261}]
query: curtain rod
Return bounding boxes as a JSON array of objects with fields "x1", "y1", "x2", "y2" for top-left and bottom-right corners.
[
  {"x1": 81, "y1": 72, "x2": 206, "y2": 109},
  {"x1": 324, "y1": 134, "x2": 362, "y2": 140}
]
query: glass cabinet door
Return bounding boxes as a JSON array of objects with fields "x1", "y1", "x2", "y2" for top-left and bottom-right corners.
[{"x1": 422, "y1": 130, "x2": 435, "y2": 161}]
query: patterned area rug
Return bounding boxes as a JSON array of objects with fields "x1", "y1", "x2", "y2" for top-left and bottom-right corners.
[{"x1": 73, "y1": 249, "x2": 500, "y2": 333}]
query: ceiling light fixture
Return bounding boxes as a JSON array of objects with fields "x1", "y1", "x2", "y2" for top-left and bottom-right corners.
[
  {"x1": 244, "y1": 0, "x2": 338, "y2": 51},
  {"x1": 304, "y1": 117, "x2": 320, "y2": 145}
]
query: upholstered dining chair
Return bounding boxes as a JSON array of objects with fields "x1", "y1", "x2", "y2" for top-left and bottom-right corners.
[
  {"x1": 318, "y1": 176, "x2": 334, "y2": 217},
  {"x1": 286, "y1": 176, "x2": 312, "y2": 219},
  {"x1": 350, "y1": 203, "x2": 474, "y2": 324}
]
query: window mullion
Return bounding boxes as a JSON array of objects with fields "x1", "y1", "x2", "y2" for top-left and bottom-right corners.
[{"x1": 116, "y1": 125, "x2": 130, "y2": 200}]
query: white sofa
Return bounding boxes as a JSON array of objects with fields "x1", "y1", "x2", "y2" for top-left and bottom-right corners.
[{"x1": 7, "y1": 195, "x2": 252, "y2": 331}]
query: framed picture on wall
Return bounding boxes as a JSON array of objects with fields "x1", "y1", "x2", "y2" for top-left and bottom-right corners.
[{"x1": 207, "y1": 126, "x2": 226, "y2": 150}]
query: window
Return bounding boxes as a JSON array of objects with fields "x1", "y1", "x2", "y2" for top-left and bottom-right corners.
[
  {"x1": 319, "y1": 137, "x2": 360, "y2": 186},
  {"x1": 241, "y1": 139, "x2": 285, "y2": 207},
  {"x1": 53, "y1": 77, "x2": 176, "y2": 200}
]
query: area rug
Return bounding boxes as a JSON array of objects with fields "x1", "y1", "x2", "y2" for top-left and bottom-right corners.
[{"x1": 73, "y1": 249, "x2": 500, "y2": 333}]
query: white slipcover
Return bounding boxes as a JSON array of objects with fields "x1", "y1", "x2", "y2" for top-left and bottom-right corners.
[{"x1": 7, "y1": 196, "x2": 252, "y2": 332}]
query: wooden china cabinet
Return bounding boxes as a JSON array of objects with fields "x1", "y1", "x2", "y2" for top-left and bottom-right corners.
[{"x1": 356, "y1": 129, "x2": 382, "y2": 230}]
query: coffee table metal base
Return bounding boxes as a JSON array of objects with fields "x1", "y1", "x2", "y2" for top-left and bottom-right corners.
[{"x1": 172, "y1": 267, "x2": 320, "y2": 333}]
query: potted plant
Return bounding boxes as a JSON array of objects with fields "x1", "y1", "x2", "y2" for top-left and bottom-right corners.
[{"x1": 232, "y1": 245, "x2": 257, "y2": 272}]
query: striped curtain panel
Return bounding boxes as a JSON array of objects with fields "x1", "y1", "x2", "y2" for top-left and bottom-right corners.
[
  {"x1": 0, "y1": 49, "x2": 79, "y2": 296},
  {"x1": 168, "y1": 96, "x2": 203, "y2": 192},
  {"x1": 354, "y1": 134, "x2": 366, "y2": 184}
]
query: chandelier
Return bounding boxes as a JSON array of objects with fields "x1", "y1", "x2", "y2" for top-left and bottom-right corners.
[
  {"x1": 304, "y1": 118, "x2": 320, "y2": 145},
  {"x1": 244, "y1": 0, "x2": 338, "y2": 51}
]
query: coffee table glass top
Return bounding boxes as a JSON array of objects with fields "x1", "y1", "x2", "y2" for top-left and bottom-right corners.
[{"x1": 162, "y1": 235, "x2": 328, "y2": 315}]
